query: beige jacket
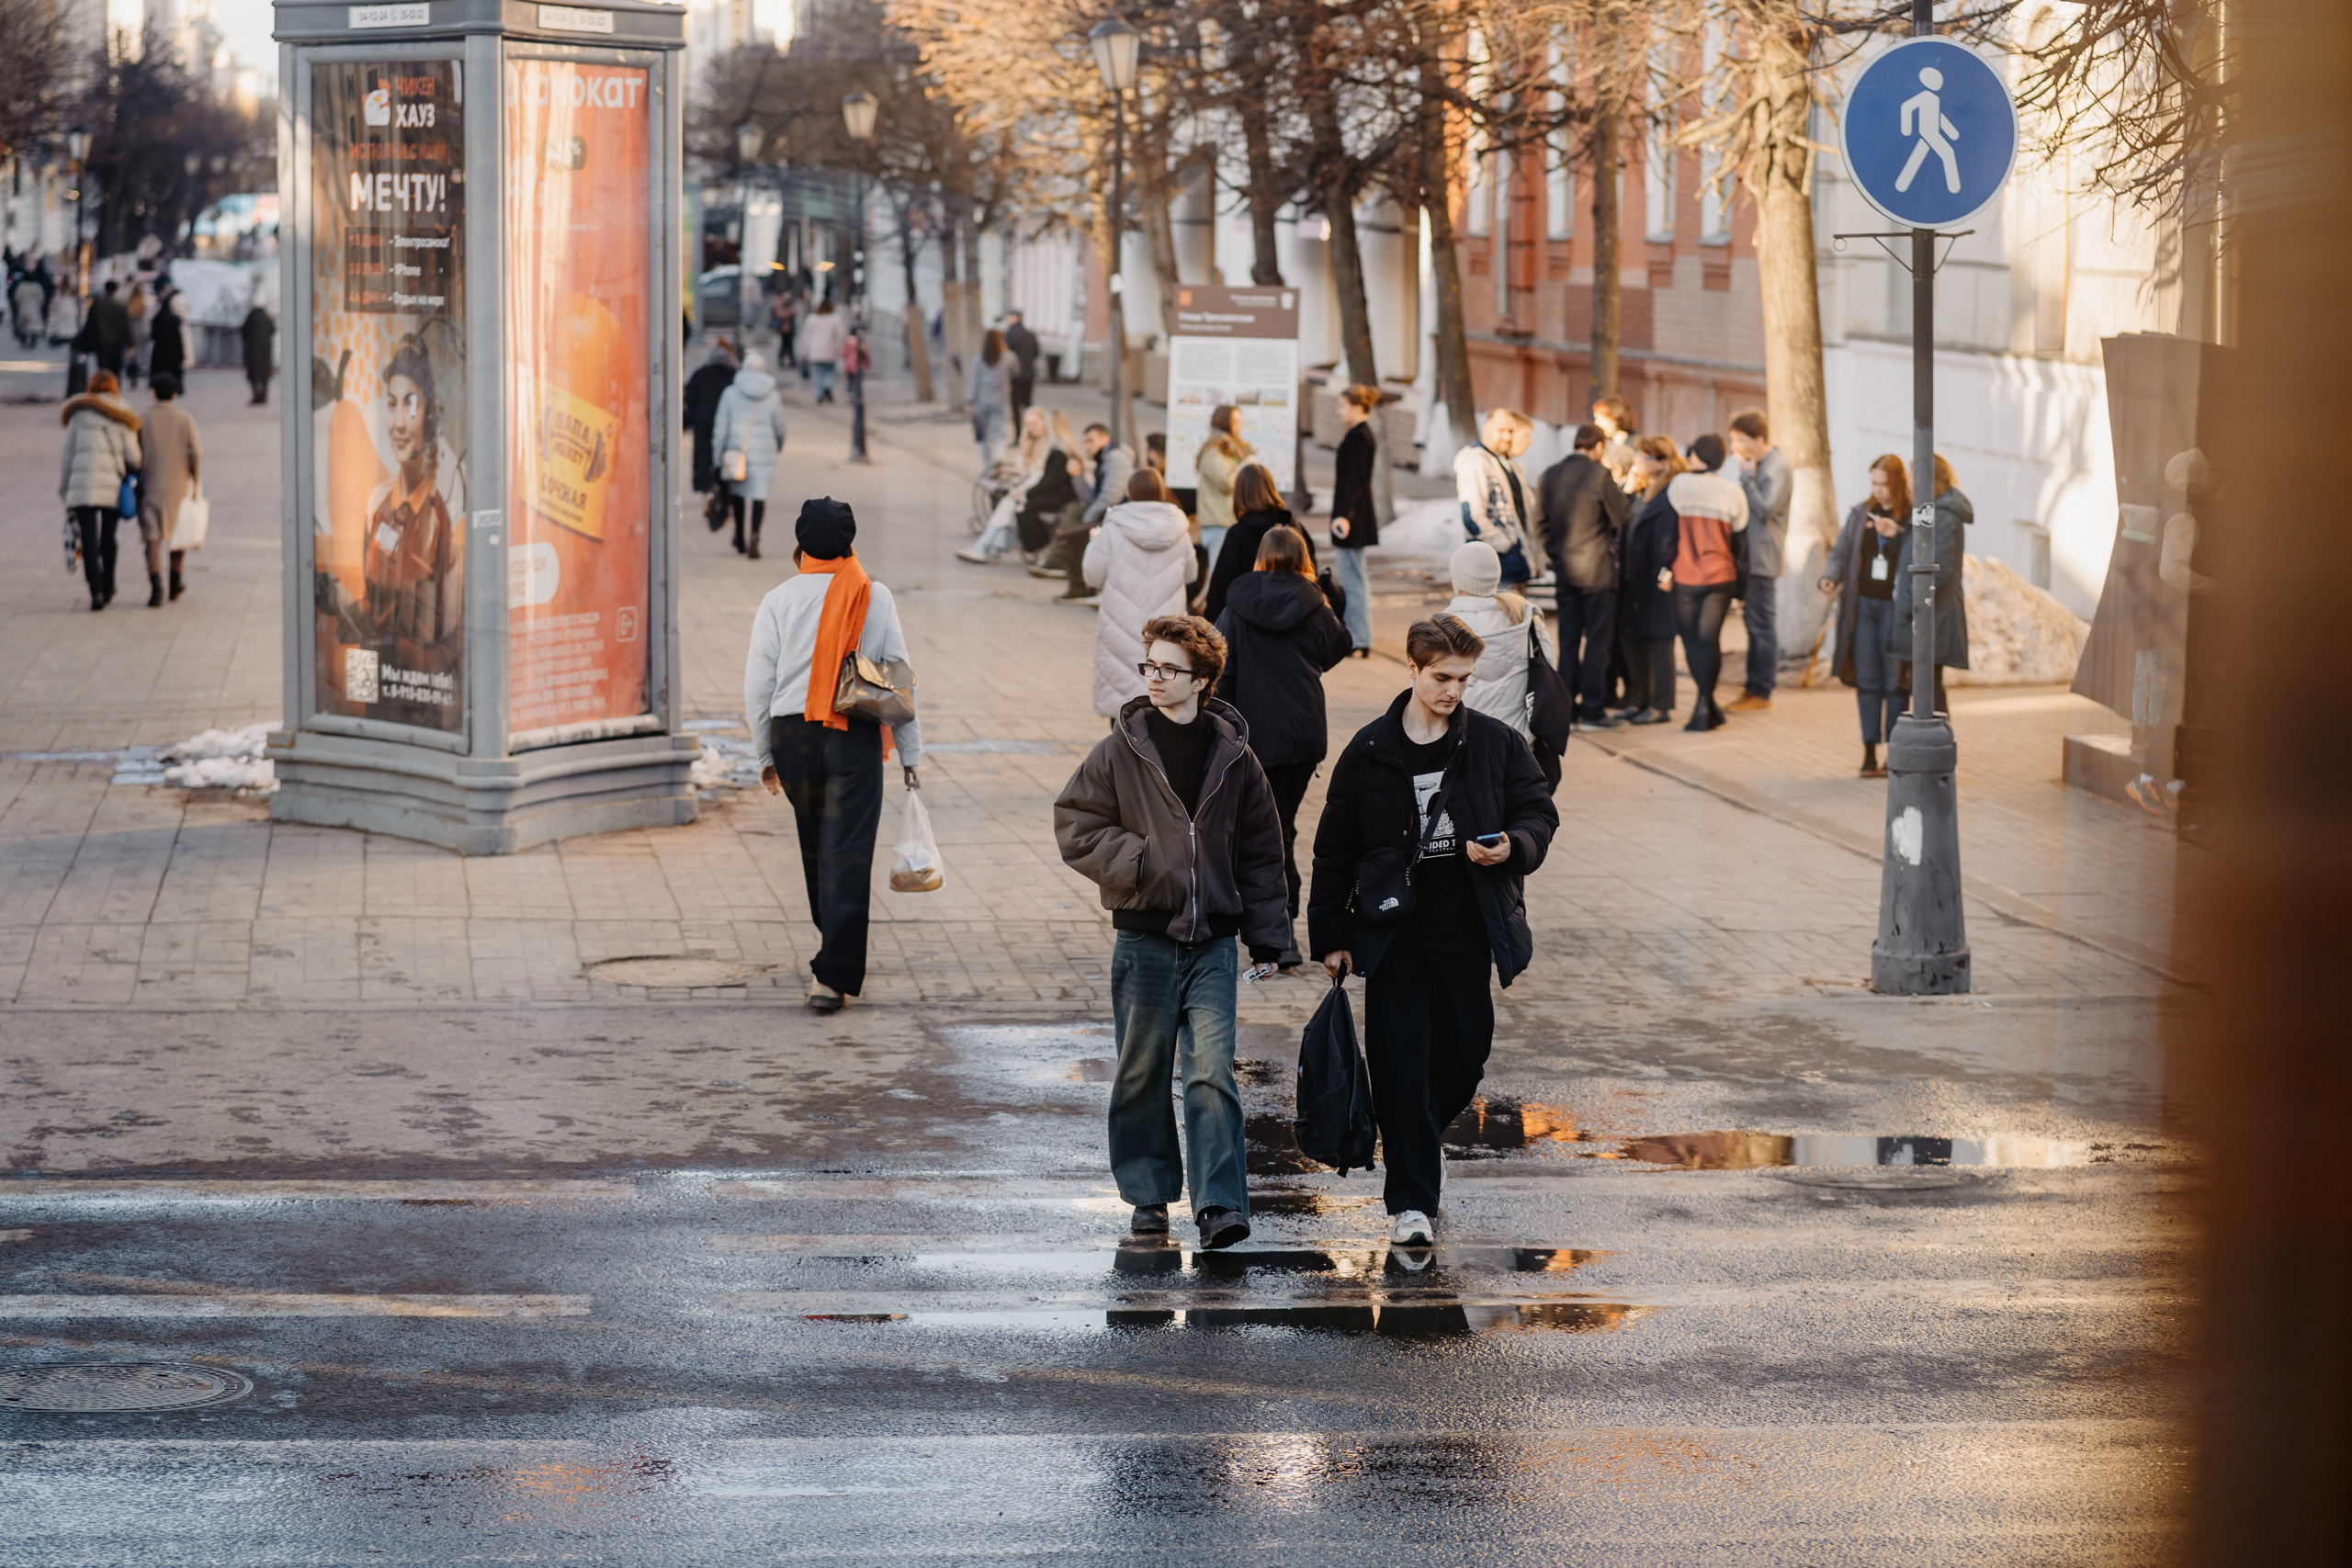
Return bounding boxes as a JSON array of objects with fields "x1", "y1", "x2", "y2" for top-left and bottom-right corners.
[
  {"x1": 1195, "y1": 440, "x2": 1250, "y2": 533},
  {"x1": 138, "y1": 401, "x2": 202, "y2": 543}
]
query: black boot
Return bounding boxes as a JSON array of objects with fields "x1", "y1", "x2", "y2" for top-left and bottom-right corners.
[
  {"x1": 169, "y1": 567, "x2": 184, "y2": 601},
  {"x1": 147, "y1": 572, "x2": 164, "y2": 608}
]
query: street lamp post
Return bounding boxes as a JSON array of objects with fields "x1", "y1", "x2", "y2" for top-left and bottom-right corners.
[
  {"x1": 1090, "y1": 17, "x2": 1138, "y2": 455},
  {"x1": 65, "y1": 128, "x2": 89, "y2": 301},
  {"x1": 184, "y1": 152, "x2": 204, "y2": 254},
  {"x1": 842, "y1": 89, "x2": 876, "y2": 465}
]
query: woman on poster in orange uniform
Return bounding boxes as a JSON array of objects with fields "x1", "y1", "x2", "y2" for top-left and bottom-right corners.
[{"x1": 360, "y1": 334, "x2": 460, "y2": 669}]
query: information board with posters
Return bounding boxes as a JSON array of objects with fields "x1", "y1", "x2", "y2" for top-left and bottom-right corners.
[
  {"x1": 309, "y1": 60, "x2": 467, "y2": 734},
  {"x1": 1163, "y1": 284, "x2": 1299, "y2": 492},
  {"x1": 504, "y1": 59, "x2": 653, "y2": 737}
]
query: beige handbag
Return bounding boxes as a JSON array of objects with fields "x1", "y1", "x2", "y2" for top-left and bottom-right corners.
[
  {"x1": 832, "y1": 650, "x2": 916, "y2": 728},
  {"x1": 720, "y1": 449, "x2": 749, "y2": 483}
]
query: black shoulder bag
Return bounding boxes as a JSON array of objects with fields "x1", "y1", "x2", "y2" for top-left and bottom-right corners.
[{"x1": 1351, "y1": 769, "x2": 1453, "y2": 927}]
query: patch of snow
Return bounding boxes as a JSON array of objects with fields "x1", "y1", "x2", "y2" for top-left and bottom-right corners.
[
  {"x1": 691, "y1": 736, "x2": 763, "y2": 792},
  {"x1": 1954, "y1": 555, "x2": 2090, "y2": 686},
  {"x1": 163, "y1": 723, "x2": 277, "y2": 791},
  {"x1": 1375, "y1": 497, "x2": 1467, "y2": 558}
]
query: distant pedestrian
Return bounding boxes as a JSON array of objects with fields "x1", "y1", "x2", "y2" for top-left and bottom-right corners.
[
  {"x1": 1204, "y1": 462, "x2": 1316, "y2": 623},
  {"x1": 1453, "y1": 408, "x2": 1538, "y2": 585},
  {"x1": 713, "y1": 351, "x2": 786, "y2": 558},
  {"x1": 1037, "y1": 421, "x2": 1134, "y2": 599},
  {"x1": 58, "y1": 369, "x2": 141, "y2": 611},
  {"x1": 1084, "y1": 469, "x2": 1199, "y2": 716},
  {"x1": 1308, "y1": 614, "x2": 1559, "y2": 1245},
  {"x1": 744, "y1": 498, "x2": 922, "y2": 1014},
  {"x1": 1667, "y1": 434, "x2": 1749, "y2": 732},
  {"x1": 137, "y1": 373, "x2": 200, "y2": 608},
  {"x1": 1822, "y1": 455, "x2": 1910, "y2": 777},
  {"x1": 85, "y1": 280, "x2": 132, "y2": 378},
  {"x1": 968, "y1": 328, "x2": 1012, "y2": 470},
  {"x1": 240, "y1": 295, "x2": 276, "y2": 404},
  {"x1": 1442, "y1": 540, "x2": 1553, "y2": 742},
  {"x1": 683, "y1": 338, "x2": 738, "y2": 507},
  {"x1": 1617, "y1": 435, "x2": 1685, "y2": 725},
  {"x1": 1725, "y1": 409, "x2": 1792, "y2": 712},
  {"x1": 802, "y1": 299, "x2": 846, "y2": 403},
  {"x1": 774, "y1": 293, "x2": 799, "y2": 369},
  {"x1": 1590, "y1": 395, "x2": 1640, "y2": 487},
  {"x1": 146, "y1": 291, "x2": 186, "y2": 384},
  {"x1": 12, "y1": 274, "x2": 42, "y2": 348},
  {"x1": 1886, "y1": 454, "x2": 1971, "y2": 716},
  {"x1": 1538, "y1": 423, "x2": 1632, "y2": 724},
  {"x1": 1325, "y1": 385, "x2": 1381, "y2": 656},
  {"x1": 1214, "y1": 522, "x2": 1351, "y2": 953},
  {"x1": 125, "y1": 281, "x2": 149, "y2": 387},
  {"x1": 1055, "y1": 613, "x2": 1291, "y2": 1250},
  {"x1": 1001, "y1": 309, "x2": 1040, "y2": 428},
  {"x1": 1194, "y1": 404, "x2": 1252, "y2": 568}
]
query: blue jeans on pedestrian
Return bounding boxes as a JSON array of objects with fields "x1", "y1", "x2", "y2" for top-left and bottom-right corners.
[
  {"x1": 976, "y1": 401, "x2": 1009, "y2": 468},
  {"x1": 1329, "y1": 544, "x2": 1371, "y2": 649},
  {"x1": 1743, "y1": 573, "x2": 1780, "y2": 696},
  {"x1": 1107, "y1": 931, "x2": 1248, "y2": 1218},
  {"x1": 1852, "y1": 595, "x2": 1899, "y2": 744},
  {"x1": 812, "y1": 361, "x2": 837, "y2": 402}
]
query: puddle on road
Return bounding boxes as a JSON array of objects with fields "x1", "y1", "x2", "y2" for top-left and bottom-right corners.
[
  {"x1": 797, "y1": 1303, "x2": 1649, "y2": 1337},
  {"x1": 1608, "y1": 1131, "x2": 2122, "y2": 1169},
  {"x1": 794, "y1": 1244, "x2": 1597, "y2": 1277}
]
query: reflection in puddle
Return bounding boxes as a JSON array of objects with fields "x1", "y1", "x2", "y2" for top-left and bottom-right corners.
[
  {"x1": 1244, "y1": 1114, "x2": 1323, "y2": 1177},
  {"x1": 791, "y1": 1244, "x2": 1599, "y2": 1278},
  {"x1": 1612, "y1": 1132, "x2": 2104, "y2": 1169},
  {"x1": 1444, "y1": 1096, "x2": 1580, "y2": 1156},
  {"x1": 1065, "y1": 1059, "x2": 1114, "y2": 1083},
  {"x1": 1250, "y1": 1189, "x2": 1378, "y2": 1217},
  {"x1": 797, "y1": 1303, "x2": 1649, "y2": 1337}
]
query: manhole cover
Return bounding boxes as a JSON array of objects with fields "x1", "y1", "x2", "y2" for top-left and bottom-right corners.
[
  {"x1": 583, "y1": 955, "x2": 767, "y2": 987},
  {"x1": 2, "y1": 1363, "x2": 253, "y2": 1413}
]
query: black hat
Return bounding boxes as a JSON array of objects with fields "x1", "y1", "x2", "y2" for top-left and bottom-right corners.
[{"x1": 796, "y1": 496, "x2": 857, "y2": 559}]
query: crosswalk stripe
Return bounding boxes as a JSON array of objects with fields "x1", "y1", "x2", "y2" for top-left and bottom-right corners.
[{"x1": 0, "y1": 1293, "x2": 592, "y2": 1318}]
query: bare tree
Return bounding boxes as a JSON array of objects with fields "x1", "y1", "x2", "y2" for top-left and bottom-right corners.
[{"x1": 0, "y1": 0, "x2": 73, "y2": 165}]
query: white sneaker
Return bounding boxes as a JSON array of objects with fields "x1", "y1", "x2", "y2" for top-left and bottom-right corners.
[
  {"x1": 1390, "y1": 1210, "x2": 1433, "y2": 1247},
  {"x1": 954, "y1": 547, "x2": 995, "y2": 565}
]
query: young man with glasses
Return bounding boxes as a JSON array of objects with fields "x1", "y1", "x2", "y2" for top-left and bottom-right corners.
[{"x1": 1055, "y1": 615, "x2": 1291, "y2": 1249}]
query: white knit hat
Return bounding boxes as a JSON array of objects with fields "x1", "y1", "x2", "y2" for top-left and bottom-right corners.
[{"x1": 1450, "y1": 540, "x2": 1502, "y2": 597}]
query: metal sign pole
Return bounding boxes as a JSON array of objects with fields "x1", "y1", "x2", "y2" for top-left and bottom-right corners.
[{"x1": 1870, "y1": 0, "x2": 1971, "y2": 994}]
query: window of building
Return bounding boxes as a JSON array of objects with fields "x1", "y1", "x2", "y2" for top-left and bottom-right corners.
[
  {"x1": 1545, "y1": 39, "x2": 1573, "y2": 240},
  {"x1": 2018, "y1": 521, "x2": 2052, "y2": 590},
  {"x1": 1645, "y1": 41, "x2": 1675, "y2": 241},
  {"x1": 1699, "y1": 24, "x2": 1728, "y2": 243}
]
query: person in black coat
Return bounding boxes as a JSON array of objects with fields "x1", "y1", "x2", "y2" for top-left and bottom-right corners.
[
  {"x1": 1214, "y1": 524, "x2": 1351, "y2": 941},
  {"x1": 146, "y1": 293, "x2": 187, "y2": 383},
  {"x1": 1325, "y1": 385, "x2": 1382, "y2": 656},
  {"x1": 1204, "y1": 461, "x2": 1317, "y2": 623},
  {"x1": 1615, "y1": 435, "x2": 1685, "y2": 724},
  {"x1": 683, "y1": 340, "x2": 738, "y2": 503},
  {"x1": 1537, "y1": 422, "x2": 1632, "y2": 722},
  {"x1": 1307, "y1": 614, "x2": 1560, "y2": 1241},
  {"x1": 239, "y1": 299, "x2": 275, "y2": 404},
  {"x1": 1002, "y1": 310, "x2": 1040, "y2": 429}
]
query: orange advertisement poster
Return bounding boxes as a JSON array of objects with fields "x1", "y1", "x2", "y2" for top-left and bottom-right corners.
[{"x1": 503, "y1": 61, "x2": 651, "y2": 735}]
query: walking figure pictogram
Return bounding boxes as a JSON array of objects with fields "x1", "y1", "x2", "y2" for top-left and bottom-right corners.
[{"x1": 1896, "y1": 66, "x2": 1962, "y2": 194}]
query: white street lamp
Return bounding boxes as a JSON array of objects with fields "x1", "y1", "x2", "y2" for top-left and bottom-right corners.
[
  {"x1": 1090, "y1": 17, "x2": 1138, "y2": 92},
  {"x1": 841, "y1": 91, "x2": 876, "y2": 463},
  {"x1": 735, "y1": 122, "x2": 764, "y2": 164},
  {"x1": 1089, "y1": 18, "x2": 1137, "y2": 449}
]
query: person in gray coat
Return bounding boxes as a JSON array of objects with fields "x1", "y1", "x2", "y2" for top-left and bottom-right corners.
[
  {"x1": 1885, "y1": 454, "x2": 1972, "y2": 715},
  {"x1": 1726, "y1": 408, "x2": 1792, "y2": 710},
  {"x1": 713, "y1": 351, "x2": 786, "y2": 558},
  {"x1": 59, "y1": 369, "x2": 141, "y2": 610}
]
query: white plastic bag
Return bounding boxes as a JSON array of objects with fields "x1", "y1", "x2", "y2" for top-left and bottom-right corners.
[
  {"x1": 889, "y1": 789, "x2": 944, "y2": 893},
  {"x1": 170, "y1": 480, "x2": 209, "y2": 551}
]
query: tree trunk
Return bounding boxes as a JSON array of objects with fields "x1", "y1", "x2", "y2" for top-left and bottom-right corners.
[
  {"x1": 1750, "y1": 23, "x2": 1838, "y2": 674},
  {"x1": 938, "y1": 200, "x2": 968, "y2": 412},
  {"x1": 1238, "y1": 93, "x2": 1286, "y2": 286},
  {"x1": 899, "y1": 209, "x2": 935, "y2": 403},
  {"x1": 1141, "y1": 174, "x2": 1182, "y2": 344},
  {"x1": 1419, "y1": 51, "x2": 1478, "y2": 453},
  {"x1": 1589, "y1": 84, "x2": 1623, "y2": 401}
]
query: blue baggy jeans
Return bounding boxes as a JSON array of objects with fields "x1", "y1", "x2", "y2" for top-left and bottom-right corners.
[
  {"x1": 1107, "y1": 931, "x2": 1248, "y2": 1217},
  {"x1": 1329, "y1": 545, "x2": 1372, "y2": 650}
]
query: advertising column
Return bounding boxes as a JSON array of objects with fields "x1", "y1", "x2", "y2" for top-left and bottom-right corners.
[
  {"x1": 504, "y1": 58, "x2": 653, "y2": 737},
  {"x1": 310, "y1": 61, "x2": 467, "y2": 733},
  {"x1": 1162, "y1": 284, "x2": 1300, "y2": 493}
]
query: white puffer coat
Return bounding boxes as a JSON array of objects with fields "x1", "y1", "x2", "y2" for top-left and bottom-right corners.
[
  {"x1": 1442, "y1": 592, "x2": 1553, "y2": 740},
  {"x1": 1083, "y1": 499, "x2": 1198, "y2": 717}
]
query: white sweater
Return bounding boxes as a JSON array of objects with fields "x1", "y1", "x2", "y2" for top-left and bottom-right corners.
[{"x1": 743, "y1": 571, "x2": 922, "y2": 767}]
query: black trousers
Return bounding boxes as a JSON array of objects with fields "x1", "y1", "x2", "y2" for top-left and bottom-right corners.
[
  {"x1": 1672, "y1": 582, "x2": 1735, "y2": 715},
  {"x1": 73, "y1": 505, "x2": 119, "y2": 599},
  {"x1": 729, "y1": 494, "x2": 767, "y2": 550},
  {"x1": 1010, "y1": 376, "x2": 1035, "y2": 430},
  {"x1": 1261, "y1": 761, "x2": 1317, "y2": 919},
  {"x1": 1623, "y1": 634, "x2": 1676, "y2": 714},
  {"x1": 770, "y1": 716, "x2": 884, "y2": 995},
  {"x1": 1555, "y1": 585, "x2": 1617, "y2": 718},
  {"x1": 1364, "y1": 932, "x2": 1494, "y2": 1216}
]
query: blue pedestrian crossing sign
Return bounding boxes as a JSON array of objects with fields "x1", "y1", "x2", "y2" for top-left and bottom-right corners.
[{"x1": 1839, "y1": 38, "x2": 2018, "y2": 230}]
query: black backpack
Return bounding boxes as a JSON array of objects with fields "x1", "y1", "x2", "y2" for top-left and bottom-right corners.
[{"x1": 1295, "y1": 974, "x2": 1378, "y2": 1175}]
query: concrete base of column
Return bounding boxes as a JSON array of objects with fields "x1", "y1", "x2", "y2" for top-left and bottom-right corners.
[
  {"x1": 267, "y1": 728, "x2": 699, "y2": 856},
  {"x1": 1871, "y1": 713, "x2": 1973, "y2": 995}
]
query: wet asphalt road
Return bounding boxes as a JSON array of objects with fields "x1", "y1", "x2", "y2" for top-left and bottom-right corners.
[{"x1": 1, "y1": 1004, "x2": 2189, "y2": 1563}]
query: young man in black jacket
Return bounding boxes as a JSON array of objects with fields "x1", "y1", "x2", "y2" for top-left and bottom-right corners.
[
  {"x1": 1538, "y1": 423, "x2": 1633, "y2": 725},
  {"x1": 1055, "y1": 615, "x2": 1292, "y2": 1249},
  {"x1": 1308, "y1": 615, "x2": 1560, "y2": 1245}
]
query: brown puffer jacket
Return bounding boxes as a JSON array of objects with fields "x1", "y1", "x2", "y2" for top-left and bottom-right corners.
[{"x1": 1054, "y1": 694, "x2": 1292, "y2": 956}]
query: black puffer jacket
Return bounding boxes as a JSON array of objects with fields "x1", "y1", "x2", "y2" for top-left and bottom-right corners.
[
  {"x1": 1307, "y1": 691, "x2": 1560, "y2": 987},
  {"x1": 1215, "y1": 570, "x2": 1352, "y2": 768},
  {"x1": 1205, "y1": 505, "x2": 1317, "y2": 623},
  {"x1": 1618, "y1": 490, "x2": 1680, "y2": 639},
  {"x1": 1054, "y1": 695, "x2": 1291, "y2": 957}
]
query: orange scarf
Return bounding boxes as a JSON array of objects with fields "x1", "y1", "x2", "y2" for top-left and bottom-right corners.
[{"x1": 798, "y1": 553, "x2": 872, "y2": 731}]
